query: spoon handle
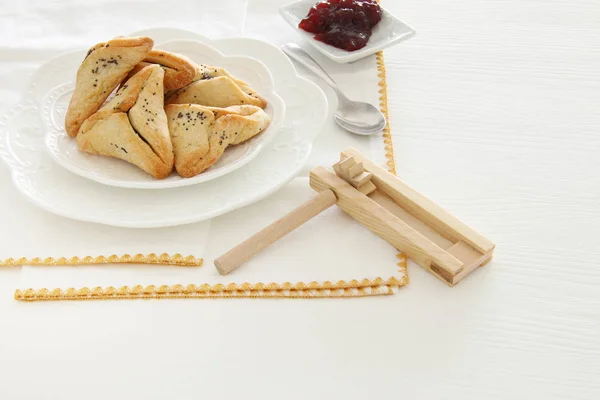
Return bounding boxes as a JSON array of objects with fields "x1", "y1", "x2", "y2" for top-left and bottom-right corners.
[{"x1": 281, "y1": 43, "x2": 344, "y2": 96}]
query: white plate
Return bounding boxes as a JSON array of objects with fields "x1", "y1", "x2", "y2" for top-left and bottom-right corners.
[
  {"x1": 0, "y1": 27, "x2": 328, "y2": 228},
  {"x1": 279, "y1": 0, "x2": 416, "y2": 63},
  {"x1": 44, "y1": 39, "x2": 286, "y2": 189}
]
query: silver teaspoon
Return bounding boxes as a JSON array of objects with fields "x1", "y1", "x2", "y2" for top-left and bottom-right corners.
[{"x1": 281, "y1": 43, "x2": 386, "y2": 136}]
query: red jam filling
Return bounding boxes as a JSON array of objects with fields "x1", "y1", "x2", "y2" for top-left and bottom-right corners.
[{"x1": 298, "y1": 0, "x2": 383, "y2": 51}]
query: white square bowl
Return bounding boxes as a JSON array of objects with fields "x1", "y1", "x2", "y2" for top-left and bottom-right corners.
[{"x1": 279, "y1": 0, "x2": 416, "y2": 63}]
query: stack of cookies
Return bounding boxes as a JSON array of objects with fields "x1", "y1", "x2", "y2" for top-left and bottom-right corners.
[{"x1": 65, "y1": 36, "x2": 270, "y2": 179}]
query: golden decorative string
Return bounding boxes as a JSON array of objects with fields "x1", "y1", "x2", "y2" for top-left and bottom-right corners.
[
  {"x1": 12, "y1": 47, "x2": 409, "y2": 302},
  {"x1": 14, "y1": 276, "x2": 407, "y2": 301},
  {"x1": 377, "y1": 49, "x2": 409, "y2": 284},
  {"x1": 376, "y1": 51, "x2": 397, "y2": 176},
  {"x1": 0, "y1": 253, "x2": 202, "y2": 267}
]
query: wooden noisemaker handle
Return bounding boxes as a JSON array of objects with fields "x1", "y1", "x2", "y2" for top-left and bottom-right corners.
[{"x1": 214, "y1": 189, "x2": 337, "y2": 275}]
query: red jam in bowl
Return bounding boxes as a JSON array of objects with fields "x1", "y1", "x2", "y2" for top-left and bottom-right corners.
[{"x1": 298, "y1": 0, "x2": 383, "y2": 51}]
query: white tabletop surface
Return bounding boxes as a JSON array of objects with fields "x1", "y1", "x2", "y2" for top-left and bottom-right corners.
[{"x1": 1, "y1": 1, "x2": 599, "y2": 399}]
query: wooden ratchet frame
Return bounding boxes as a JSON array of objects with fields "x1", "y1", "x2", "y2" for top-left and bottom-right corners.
[{"x1": 215, "y1": 147, "x2": 495, "y2": 286}]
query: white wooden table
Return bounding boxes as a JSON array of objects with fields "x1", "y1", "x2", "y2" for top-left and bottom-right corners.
[{"x1": 0, "y1": 1, "x2": 598, "y2": 399}]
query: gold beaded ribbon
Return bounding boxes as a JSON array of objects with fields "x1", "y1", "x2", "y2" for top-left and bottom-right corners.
[
  {"x1": 11, "y1": 48, "x2": 408, "y2": 301},
  {"x1": 376, "y1": 51, "x2": 397, "y2": 176},
  {"x1": 0, "y1": 253, "x2": 202, "y2": 267},
  {"x1": 14, "y1": 276, "x2": 407, "y2": 302}
]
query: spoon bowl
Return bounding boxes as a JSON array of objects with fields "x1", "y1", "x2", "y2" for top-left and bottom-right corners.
[
  {"x1": 281, "y1": 43, "x2": 386, "y2": 136},
  {"x1": 334, "y1": 100, "x2": 387, "y2": 135}
]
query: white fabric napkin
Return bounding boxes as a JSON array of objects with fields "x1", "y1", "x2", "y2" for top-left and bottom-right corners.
[
  {"x1": 20, "y1": 178, "x2": 402, "y2": 292},
  {"x1": 0, "y1": 0, "x2": 406, "y2": 297}
]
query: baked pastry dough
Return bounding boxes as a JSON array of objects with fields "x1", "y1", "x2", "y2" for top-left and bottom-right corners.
[
  {"x1": 76, "y1": 65, "x2": 174, "y2": 179},
  {"x1": 65, "y1": 36, "x2": 154, "y2": 137},
  {"x1": 122, "y1": 49, "x2": 196, "y2": 92},
  {"x1": 165, "y1": 104, "x2": 270, "y2": 178},
  {"x1": 165, "y1": 63, "x2": 267, "y2": 108}
]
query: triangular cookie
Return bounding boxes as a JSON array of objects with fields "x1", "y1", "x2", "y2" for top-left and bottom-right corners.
[
  {"x1": 122, "y1": 49, "x2": 196, "y2": 92},
  {"x1": 165, "y1": 104, "x2": 270, "y2": 178},
  {"x1": 165, "y1": 63, "x2": 267, "y2": 109},
  {"x1": 65, "y1": 36, "x2": 154, "y2": 137},
  {"x1": 76, "y1": 64, "x2": 174, "y2": 179}
]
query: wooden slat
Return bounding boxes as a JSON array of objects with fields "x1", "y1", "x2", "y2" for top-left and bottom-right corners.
[
  {"x1": 444, "y1": 241, "x2": 492, "y2": 285},
  {"x1": 341, "y1": 147, "x2": 496, "y2": 255},
  {"x1": 369, "y1": 190, "x2": 454, "y2": 250},
  {"x1": 310, "y1": 167, "x2": 464, "y2": 277}
]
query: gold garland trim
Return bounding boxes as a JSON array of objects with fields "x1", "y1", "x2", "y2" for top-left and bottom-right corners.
[
  {"x1": 12, "y1": 47, "x2": 408, "y2": 301},
  {"x1": 376, "y1": 50, "x2": 409, "y2": 284},
  {"x1": 1, "y1": 253, "x2": 202, "y2": 267},
  {"x1": 14, "y1": 276, "x2": 407, "y2": 301},
  {"x1": 376, "y1": 51, "x2": 397, "y2": 176}
]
